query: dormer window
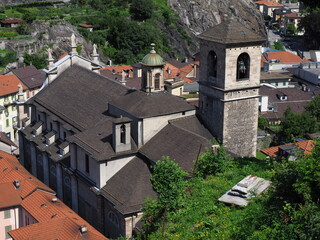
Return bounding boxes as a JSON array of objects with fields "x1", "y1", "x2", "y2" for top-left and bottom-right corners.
[
  {"x1": 280, "y1": 95, "x2": 287, "y2": 101},
  {"x1": 112, "y1": 117, "x2": 132, "y2": 153}
]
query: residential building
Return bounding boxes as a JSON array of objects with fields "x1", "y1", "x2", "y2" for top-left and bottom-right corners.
[
  {"x1": 79, "y1": 24, "x2": 93, "y2": 32},
  {"x1": 284, "y1": 12, "x2": 304, "y2": 35},
  {"x1": 255, "y1": 0, "x2": 284, "y2": 17},
  {"x1": 261, "y1": 140, "x2": 314, "y2": 160},
  {"x1": 0, "y1": 75, "x2": 28, "y2": 141},
  {"x1": 0, "y1": 150, "x2": 107, "y2": 240},
  {"x1": 260, "y1": 70, "x2": 297, "y2": 88},
  {"x1": 6, "y1": 65, "x2": 46, "y2": 99},
  {"x1": 289, "y1": 62, "x2": 320, "y2": 85},
  {"x1": 262, "y1": 51, "x2": 310, "y2": 71},
  {"x1": 0, "y1": 18, "x2": 22, "y2": 28},
  {"x1": 259, "y1": 85, "x2": 313, "y2": 124}
]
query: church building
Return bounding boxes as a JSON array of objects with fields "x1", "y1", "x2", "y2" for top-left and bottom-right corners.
[{"x1": 18, "y1": 20, "x2": 265, "y2": 238}]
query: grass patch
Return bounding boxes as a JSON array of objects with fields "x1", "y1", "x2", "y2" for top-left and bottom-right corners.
[{"x1": 147, "y1": 157, "x2": 274, "y2": 239}]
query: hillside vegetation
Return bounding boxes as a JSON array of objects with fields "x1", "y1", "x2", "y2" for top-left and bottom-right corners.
[{"x1": 134, "y1": 144, "x2": 320, "y2": 240}]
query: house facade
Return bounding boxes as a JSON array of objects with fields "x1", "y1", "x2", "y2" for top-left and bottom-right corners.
[{"x1": 0, "y1": 75, "x2": 28, "y2": 141}]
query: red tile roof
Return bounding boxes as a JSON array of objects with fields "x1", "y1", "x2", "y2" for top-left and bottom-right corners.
[
  {"x1": 0, "y1": 74, "x2": 27, "y2": 97},
  {"x1": 264, "y1": 52, "x2": 311, "y2": 64},
  {"x1": 0, "y1": 151, "x2": 108, "y2": 240},
  {"x1": 101, "y1": 65, "x2": 133, "y2": 77},
  {"x1": 10, "y1": 216, "x2": 107, "y2": 240},
  {"x1": 285, "y1": 12, "x2": 303, "y2": 19},
  {"x1": 261, "y1": 140, "x2": 314, "y2": 157},
  {"x1": 79, "y1": 24, "x2": 93, "y2": 28},
  {"x1": 255, "y1": 0, "x2": 284, "y2": 7},
  {"x1": 58, "y1": 52, "x2": 69, "y2": 60},
  {"x1": 1, "y1": 18, "x2": 22, "y2": 24}
]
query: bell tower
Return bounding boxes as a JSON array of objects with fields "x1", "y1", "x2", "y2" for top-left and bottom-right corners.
[{"x1": 198, "y1": 19, "x2": 266, "y2": 157}]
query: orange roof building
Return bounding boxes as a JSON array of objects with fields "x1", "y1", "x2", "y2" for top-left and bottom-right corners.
[
  {"x1": 262, "y1": 51, "x2": 311, "y2": 71},
  {"x1": 0, "y1": 151, "x2": 108, "y2": 240},
  {"x1": 261, "y1": 140, "x2": 314, "y2": 158},
  {"x1": 0, "y1": 75, "x2": 27, "y2": 97},
  {"x1": 255, "y1": 0, "x2": 284, "y2": 17}
]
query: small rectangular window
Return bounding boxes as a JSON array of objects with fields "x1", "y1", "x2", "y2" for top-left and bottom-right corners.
[
  {"x1": 4, "y1": 210, "x2": 11, "y2": 219},
  {"x1": 6, "y1": 119, "x2": 10, "y2": 127},
  {"x1": 5, "y1": 225, "x2": 12, "y2": 239},
  {"x1": 85, "y1": 154, "x2": 90, "y2": 174},
  {"x1": 63, "y1": 132, "x2": 67, "y2": 140}
]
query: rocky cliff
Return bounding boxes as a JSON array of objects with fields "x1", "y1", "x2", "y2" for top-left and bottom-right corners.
[
  {"x1": 169, "y1": 0, "x2": 266, "y2": 35},
  {"x1": 167, "y1": 0, "x2": 266, "y2": 56}
]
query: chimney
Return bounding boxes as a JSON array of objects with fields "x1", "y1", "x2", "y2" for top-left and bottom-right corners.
[
  {"x1": 120, "y1": 71, "x2": 127, "y2": 86},
  {"x1": 80, "y1": 225, "x2": 88, "y2": 234},
  {"x1": 13, "y1": 179, "x2": 20, "y2": 189}
]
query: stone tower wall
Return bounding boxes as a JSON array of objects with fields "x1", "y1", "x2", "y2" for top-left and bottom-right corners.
[
  {"x1": 223, "y1": 98, "x2": 259, "y2": 157},
  {"x1": 199, "y1": 39, "x2": 262, "y2": 157}
]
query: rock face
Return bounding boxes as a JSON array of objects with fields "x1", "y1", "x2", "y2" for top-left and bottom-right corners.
[
  {"x1": 4, "y1": 20, "x2": 93, "y2": 60},
  {"x1": 167, "y1": 0, "x2": 266, "y2": 56}
]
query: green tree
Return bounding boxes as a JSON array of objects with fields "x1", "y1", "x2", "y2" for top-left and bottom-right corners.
[
  {"x1": 142, "y1": 157, "x2": 187, "y2": 235},
  {"x1": 16, "y1": 22, "x2": 29, "y2": 35},
  {"x1": 271, "y1": 41, "x2": 285, "y2": 51},
  {"x1": 22, "y1": 11, "x2": 36, "y2": 23},
  {"x1": 151, "y1": 156, "x2": 188, "y2": 210},
  {"x1": 280, "y1": 107, "x2": 317, "y2": 142},
  {"x1": 258, "y1": 116, "x2": 269, "y2": 129},
  {"x1": 129, "y1": 0, "x2": 154, "y2": 21},
  {"x1": 286, "y1": 24, "x2": 297, "y2": 36},
  {"x1": 305, "y1": 96, "x2": 320, "y2": 121},
  {"x1": 194, "y1": 146, "x2": 230, "y2": 178},
  {"x1": 23, "y1": 53, "x2": 46, "y2": 69}
]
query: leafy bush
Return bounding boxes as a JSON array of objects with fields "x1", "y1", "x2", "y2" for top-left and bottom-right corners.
[
  {"x1": 23, "y1": 53, "x2": 47, "y2": 69},
  {"x1": 194, "y1": 146, "x2": 230, "y2": 178}
]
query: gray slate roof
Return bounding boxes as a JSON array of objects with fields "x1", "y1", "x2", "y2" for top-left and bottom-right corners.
[
  {"x1": 31, "y1": 65, "x2": 129, "y2": 131},
  {"x1": 198, "y1": 19, "x2": 266, "y2": 45},
  {"x1": 139, "y1": 123, "x2": 211, "y2": 173},
  {"x1": 12, "y1": 65, "x2": 46, "y2": 89},
  {"x1": 68, "y1": 117, "x2": 137, "y2": 161},
  {"x1": 110, "y1": 91, "x2": 195, "y2": 118},
  {"x1": 100, "y1": 157, "x2": 157, "y2": 215}
]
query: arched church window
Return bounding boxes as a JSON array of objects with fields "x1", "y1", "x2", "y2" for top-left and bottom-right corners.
[
  {"x1": 237, "y1": 53, "x2": 250, "y2": 80},
  {"x1": 120, "y1": 124, "x2": 126, "y2": 144},
  {"x1": 108, "y1": 211, "x2": 119, "y2": 227},
  {"x1": 207, "y1": 51, "x2": 217, "y2": 81},
  {"x1": 154, "y1": 73, "x2": 160, "y2": 90}
]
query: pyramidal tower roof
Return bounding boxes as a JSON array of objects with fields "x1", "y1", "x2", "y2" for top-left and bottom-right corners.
[{"x1": 198, "y1": 19, "x2": 266, "y2": 45}]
